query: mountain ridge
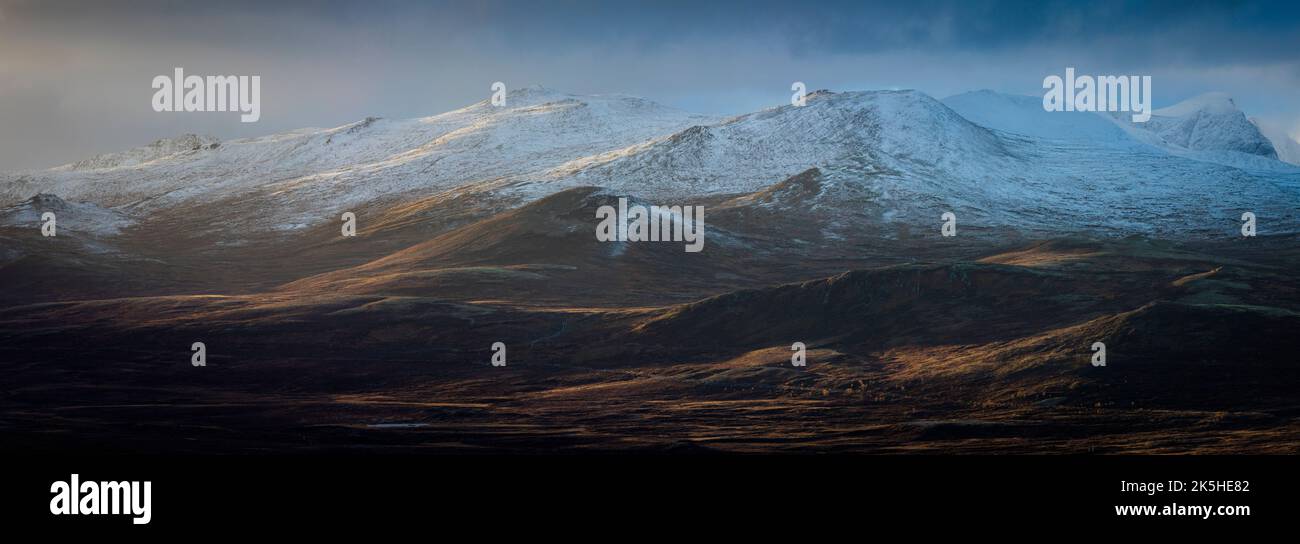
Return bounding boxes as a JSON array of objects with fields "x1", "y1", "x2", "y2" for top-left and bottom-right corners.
[{"x1": 3, "y1": 86, "x2": 1299, "y2": 241}]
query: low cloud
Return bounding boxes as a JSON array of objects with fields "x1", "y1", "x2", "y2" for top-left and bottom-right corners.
[{"x1": 2, "y1": 0, "x2": 1298, "y2": 170}]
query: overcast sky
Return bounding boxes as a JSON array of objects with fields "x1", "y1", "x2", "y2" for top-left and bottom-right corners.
[{"x1": 1, "y1": 0, "x2": 1297, "y2": 171}]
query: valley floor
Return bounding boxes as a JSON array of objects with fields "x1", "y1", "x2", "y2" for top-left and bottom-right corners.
[{"x1": 3, "y1": 235, "x2": 1299, "y2": 454}]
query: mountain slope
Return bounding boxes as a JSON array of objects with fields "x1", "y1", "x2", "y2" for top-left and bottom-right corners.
[
  {"x1": 1252, "y1": 116, "x2": 1300, "y2": 166},
  {"x1": 532, "y1": 89, "x2": 1011, "y2": 198},
  {"x1": 4, "y1": 87, "x2": 1299, "y2": 243},
  {"x1": 0, "y1": 193, "x2": 132, "y2": 236},
  {"x1": 0, "y1": 86, "x2": 717, "y2": 234},
  {"x1": 943, "y1": 90, "x2": 1133, "y2": 143},
  {"x1": 1143, "y1": 92, "x2": 1277, "y2": 158},
  {"x1": 281, "y1": 186, "x2": 756, "y2": 305},
  {"x1": 525, "y1": 89, "x2": 1300, "y2": 238}
]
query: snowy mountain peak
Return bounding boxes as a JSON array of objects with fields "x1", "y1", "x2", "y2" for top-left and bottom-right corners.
[
  {"x1": 344, "y1": 116, "x2": 382, "y2": 133},
  {"x1": 1155, "y1": 92, "x2": 1239, "y2": 117},
  {"x1": 805, "y1": 89, "x2": 837, "y2": 100},
  {"x1": 0, "y1": 86, "x2": 717, "y2": 223},
  {"x1": 0, "y1": 193, "x2": 133, "y2": 235},
  {"x1": 742, "y1": 88, "x2": 985, "y2": 136},
  {"x1": 504, "y1": 84, "x2": 571, "y2": 104},
  {"x1": 61, "y1": 134, "x2": 220, "y2": 172},
  {"x1": 535, "y1": 88, "x2": 1006, "y2": 201},
  {"x1": 1140, "y1": 92, "x2": 1277, "y2": 159},
  {"x1": 23, "y1": 193, "x2": 73, "y2": 210},
  {"x1": 943, "y1": 89, "x2": 1294, "y2": 171}
]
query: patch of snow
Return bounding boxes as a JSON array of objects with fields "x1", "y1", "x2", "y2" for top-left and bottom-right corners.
[{"x1": 0, "y1": 193, "x2": 134, "y2": 235}]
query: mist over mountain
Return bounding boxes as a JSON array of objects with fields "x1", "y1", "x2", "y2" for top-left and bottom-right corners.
[{"x1": 1252, "y1": 116, "x2": 1300, "y2": 166}]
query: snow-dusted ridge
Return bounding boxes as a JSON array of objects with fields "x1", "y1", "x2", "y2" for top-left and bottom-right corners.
[
  {"x1": 2, "y1": 85, "x2": 1298, "y2": 239},
  {"x1": 532, "y1": 89, "x2": 1011, "y2": 199},
  {"x1": 0, "y1": 85, "x2": 717, "y2": 227},
  {"x1": 1252, "y1": 116, "x2": 1300, "y2": 166},
  {"x1": 0, "y1": 193, "x2": 133, "y2": 235},
  {"x1": 1141, "y1": 92, "x2": 1278, "y2": 159},
  {"x1": 943, "y1": 90, "x2": 1135, "y2": 144},
  {"x1": 59, "y1": 134, "x2": 222, "y2": 172}
]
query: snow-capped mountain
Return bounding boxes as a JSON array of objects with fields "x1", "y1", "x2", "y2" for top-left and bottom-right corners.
[
  {"x1": 532, "y1": 89, "x2": 1010, "y2": 198},
  {"x1": 1252, "y1": 117, "x2": 1300, "y2": 166},
  {"x1": 945, "y1": 90, "x2": 1290, "y2": 169},
  {"x1": 0, "y1": 85, "x2": 716, "y2": 230},
  {"x1": 942, "y1": 90, "x2": 1133, "y2": 143},
  {"x1": 64, "y1": 134, "x2": 223, "y2": 171},
  {"x1": 3, "y1": 86, "x2": 1299, "y2": 242},
  {"x1": 0, "y1": 193, "x2": 132, "y2": 236},
  {"x1": 1137, "y1": 92, "x2": 1277, "y2": 158},
  {"x1": 527, "y1": 88, "x2": 1300, "y2": 237}
]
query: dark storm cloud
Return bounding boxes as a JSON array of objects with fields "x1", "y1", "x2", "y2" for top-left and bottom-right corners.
[
  {"x1": 9, "y1": 0, "x2": 1298, "y2": 64},
  {"x1": 1, "y1": 0, "x2": 1297, "y2": 170}
]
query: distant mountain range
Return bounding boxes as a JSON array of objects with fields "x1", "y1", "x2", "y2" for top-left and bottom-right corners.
[{"x1": 4, "y1": 86, "x2": 1299, "y2": 245}]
